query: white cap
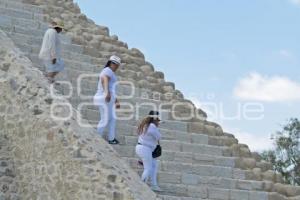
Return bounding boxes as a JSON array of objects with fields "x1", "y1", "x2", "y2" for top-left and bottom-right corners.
[{"x1": 109, "y1": 55, "x2": 121, "y2": 65}]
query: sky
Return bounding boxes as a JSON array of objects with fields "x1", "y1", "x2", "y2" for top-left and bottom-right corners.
[{"x1": 74, "y1": 0, "x2": 300, "y2": 151}]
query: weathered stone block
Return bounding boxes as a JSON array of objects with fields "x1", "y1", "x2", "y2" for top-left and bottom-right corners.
[
  {"x1": 181, "y1": 173, "x2": 198, "y2": 185},
  {"x1": 249, "y1": 191, "x2": 268, "y2": 200},
  {"x1": 230, "y1": 190, "x2": 249, "y2": 200},
  {"x1": 158, "y1": 172, "x2": 181, "y2": 184},
  {"x1": 208, "y1": 188, "x2": 230, "y2": 200}
]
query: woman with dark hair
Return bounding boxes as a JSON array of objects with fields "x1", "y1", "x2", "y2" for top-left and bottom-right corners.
[
  {"x1": 93, "y1": 55, "x2": 121, "y2": 145},
  {"x1": 136, "y1": 111, "x2": 162, "y2": 192}
]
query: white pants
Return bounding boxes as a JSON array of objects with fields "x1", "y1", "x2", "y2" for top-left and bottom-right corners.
[
  {"x1": 135, "y1": 145, "x2": 159, "y2": 186},
  {"x1": 94, "y1": 96, "x2": 116, "y2": 141}
]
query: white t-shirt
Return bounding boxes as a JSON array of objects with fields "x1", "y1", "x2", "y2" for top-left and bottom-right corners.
[
  {"x1": 95, "y1": 67, "x2": 117, "y2": 98},
  {"x1": 39, "y1": 28, "x2": 62, "y2": 61},
  {"x1": 138, "y1": 123, "x2": 161, "y2": 151}
]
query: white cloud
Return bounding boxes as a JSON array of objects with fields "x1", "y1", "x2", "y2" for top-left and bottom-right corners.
[
  {"x1": 234, "y1": 72, "x2": 300, "y2": 102},
  {"x1": 290, "y1": 0, "x2": 300, "y2": 5},
  {"x1": 223, "y1": 126, "x2": 274, "y2": 152}
]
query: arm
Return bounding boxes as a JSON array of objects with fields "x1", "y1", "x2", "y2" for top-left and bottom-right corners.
[
  {"x1": 101, "y1": 75, "x2": 111, "y2": 102},
  {"x1": 148, "y1": 124, "x2": 161, "y2": 141},
  {"x1": 49, "y1": 30, "x2": 57, "y2": 64}
]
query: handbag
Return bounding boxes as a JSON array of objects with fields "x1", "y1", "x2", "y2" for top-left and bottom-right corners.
[{"x1": 152, "y1": 141, "x2": 162, "y2": 158}]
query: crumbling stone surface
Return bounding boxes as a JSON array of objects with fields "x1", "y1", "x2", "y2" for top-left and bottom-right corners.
[{"x1": 0, "y1": 30, "x2": 158, "y2": 200}]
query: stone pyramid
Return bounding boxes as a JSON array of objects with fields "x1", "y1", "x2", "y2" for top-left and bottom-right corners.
[{"x1": 0, "y1": 0, "x2": 299, "y2": 199}]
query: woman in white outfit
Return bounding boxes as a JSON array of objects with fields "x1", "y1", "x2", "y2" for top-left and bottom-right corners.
[
  {"x1": 39, "y1": 21, "x2": 65, "y2": 83},
  {"x1": 136, "y1": 111, "x2": 162, "y2": 192},
  {"x1": 93, "y1": 55, "x2": 121, "y2": 145}
]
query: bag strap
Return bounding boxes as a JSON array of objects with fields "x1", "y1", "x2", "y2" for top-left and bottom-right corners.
[{"x1": 158, "y1": 140, "x2": 160, "y2": 145}]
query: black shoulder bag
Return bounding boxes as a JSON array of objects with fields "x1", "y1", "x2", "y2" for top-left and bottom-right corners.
[{"x1": 152, "y1": 141, "x2": 162, "y2": 158}]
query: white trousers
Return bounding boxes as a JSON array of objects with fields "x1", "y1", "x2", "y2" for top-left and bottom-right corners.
[
  {"x1": 95, "y1": 97, "x2": 116, "y2": 141},
  {"x1": 135, "y1": 145, "x2": 158, "y2": 186}
]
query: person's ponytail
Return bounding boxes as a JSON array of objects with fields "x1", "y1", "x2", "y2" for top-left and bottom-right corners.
[
  {"x1": 137, "y1": 111, "x2": 160, "y2": 135},
  {"x1": 105, "y1": 61, "x2": 112, "y2": 68},
  {"x1": 137, "y1": 117, "x2": 152, "y2": 135}
]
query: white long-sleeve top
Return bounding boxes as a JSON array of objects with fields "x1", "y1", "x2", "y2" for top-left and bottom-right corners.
[
  {"x1": 96, "y1": 67, "x2": 117, "y2": 97},
  {"x1": 39, "y1": 28, "x2": 62, "y2": 61},
  {"x1": 138, "y1": 123, "x2": 161, "y2": 151}
]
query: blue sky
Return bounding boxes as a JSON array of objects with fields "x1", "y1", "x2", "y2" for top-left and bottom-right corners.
[{"x1": 74, "y1": 0, "x2": 300, "y2": 151}]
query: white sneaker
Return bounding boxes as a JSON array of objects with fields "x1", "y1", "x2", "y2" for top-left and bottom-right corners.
[{"x1": 151, "y1": 185, "x2": 162, "y2": 192}]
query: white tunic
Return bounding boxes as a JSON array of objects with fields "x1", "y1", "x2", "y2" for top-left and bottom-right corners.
[
  {"x1": 39, "y1": 28, "x2": 62, "y2": 61},
  {"x1": 138, "y1": 123, "x2": 161, "y2": 151},
  {"x1": 94, "y1": 67, "x2": 117, "y2": 105}
]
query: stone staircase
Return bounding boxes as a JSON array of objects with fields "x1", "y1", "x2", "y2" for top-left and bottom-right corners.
[{"x1": 0, "y1": 0, "x2": 300, "y2": 199}]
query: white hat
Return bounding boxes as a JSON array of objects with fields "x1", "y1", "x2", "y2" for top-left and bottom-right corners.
[
  {"x1": 50, "y1": 20, "x2": 65, "y2": 29},
  {"x1": 109, "y1": 55, "x2": 121, "y2": 65}
]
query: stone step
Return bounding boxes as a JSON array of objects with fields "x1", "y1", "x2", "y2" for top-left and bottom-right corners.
[
  {"x1": 88, "y1": 118, "x2": 225, "y2": 147},
  {"x1": 0, "y1": 0, "x2": 43, "y2": 14},
  {"x1": 85, "y1": 105, "x2": 191, "y2": 134},
  {"x1": 0, "y1": 15, "x2": 71, "y2": 42},
  {"x1": 114, "y1": 142, "x2": 225, "y2": 160},
  {"x1": 87, "y1": 115, "x2": 188, "y2": 133},
  {"x1": 90, "y1": 116, "x2": 215, "y2": 138},
  {"x1": 0, "y1": 22, "x2": 46, "y2": 38},
  {"x1": 157, "y1": 183, "x2": 269, "y2": 200},
  {"x1": 82, "y1": 99, "x2": 174, "y2": 116},
  {"x1": 18, "y1": 34, "x2": 142, "y2": 66},
  {"x1": 118, "y1": 118, "x2": 188, "y2": 133},
  {"x1": 158, "y1": 190, "x2": 293, "y2": 200},
  {"x1": 0, "y1": 6, "x2": 44, "y2": 21},
  {"x1": 46, "y1": 80, "x2": 168, "y2": 108},
  {"x1": 131, "y1": 160, "x2": 242, "y2": 180},
  {"x1": 0, "y1": 13, "x2": 47, "y2": 30},
  {"x1": 125, "y1": 151, "x2": 235, "y2": 168},
  {"x1": 3, "y1": 30, "x2": 83, "y2": 54},
  {"x1": 26, "y1": 53, "x2": 98, "y2": 75},
  {"x1": 118, "y1": 130, "x2": 208, "y2": 145},
  {"x1": 77, "y1": 81, "x2": 163, "y2": 98},
  {"x1": 113, "y1": 122, "x2": 233, "y2": 147},
  {"x1": 4, "y1": 31, "x2": 119, "y2": 65},
  {"x1": 76, "y1": 82, "x2": 165, "y2": 101},
  {"x1": 131, "y1": 167, "x2": 272, "y2": 195},
  {"x1": 114, "y1": 124, "x2": 225, "y2": 151},
  {"x1": 27, "y1": 50, "x2": 103, "y2": 73},
  {"x1": 158, "y1": 194, "x2": 208, "y2": 200},
  {"x1": 0, "y1": 0, "x2": 23, "y2": 2},
  {"x1": 29, "y1": 73, "x2": 165, "y2": 106},
  {"x1": 117, "y1": 138, "x2": 236, "y2": 166}
]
